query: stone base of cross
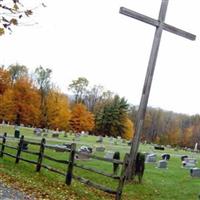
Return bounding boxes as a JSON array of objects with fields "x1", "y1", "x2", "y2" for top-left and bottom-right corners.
[{"x1": 119, "y1": 0, "x2": 196, "y2": 180}]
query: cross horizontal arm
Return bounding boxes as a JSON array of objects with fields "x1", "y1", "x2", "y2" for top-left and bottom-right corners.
[{"x1": 120, "y1": 7, "x2": 196, "y2": 41}]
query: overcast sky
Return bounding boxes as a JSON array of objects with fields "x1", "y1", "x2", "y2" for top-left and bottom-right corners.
[{"x1": 0, "y1": 0, "x2": 199, "y2": 115}]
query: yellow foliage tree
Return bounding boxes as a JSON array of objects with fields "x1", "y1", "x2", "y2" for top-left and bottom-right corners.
[
  {"x1": 122, "y1": 118, "x2": 134, "y2": 140},
  {"x1": 69, "y1": 103, "x2": 94, "y2": 133},
  {"x1": 46, "y1": 90, "x2": 71, "y2": 131}
]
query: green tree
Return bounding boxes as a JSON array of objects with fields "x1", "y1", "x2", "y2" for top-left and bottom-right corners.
[{"x1": 95, "y1": 95, "x2": 129, "y2": 137}]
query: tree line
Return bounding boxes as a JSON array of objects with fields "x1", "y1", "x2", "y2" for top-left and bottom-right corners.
[
  {"x1": 0, "y1": 65, "x2": 133, "y2": 140},
  {"x1": 0, "y1": 64, "x2": 200, "y2": 147}
]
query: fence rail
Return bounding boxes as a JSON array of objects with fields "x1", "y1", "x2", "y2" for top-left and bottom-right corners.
[{"x1": 0, "y1": 133, "x2": 128, "y2": 200}]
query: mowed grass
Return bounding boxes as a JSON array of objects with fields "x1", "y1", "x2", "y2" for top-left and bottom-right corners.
[{"x1": 0, "y1": 125, "x2": 200, "y2": 200}]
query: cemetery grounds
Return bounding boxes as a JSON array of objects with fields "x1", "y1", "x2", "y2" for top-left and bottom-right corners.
[{"x1": 0, "y1": 125, "x2": 200, "y2": 200}]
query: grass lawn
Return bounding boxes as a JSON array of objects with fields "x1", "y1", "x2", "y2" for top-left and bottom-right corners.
[{"x1": 0, "y1": 125, "x2": 200, "y2": 200}]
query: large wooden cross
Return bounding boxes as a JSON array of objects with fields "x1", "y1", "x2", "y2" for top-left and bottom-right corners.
[{"x1": 119, "y1": 0, "x2": 196, "y2": 180}]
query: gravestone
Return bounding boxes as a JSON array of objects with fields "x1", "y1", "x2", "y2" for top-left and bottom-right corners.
[
  {"x1": 96, "y1": 136, "x2": 103, "y2": 143},
  {"x1": 14, "y1": 129, "x2": 20, "y2": 138},
  {"x1": 122, "y1": 139, "x2": 126, "y2": 144},
  {"x1": 34, "y1": 128, "x2": 41, "y2": 136},
  {"x1": 64, "y1": 131, "x2": 68, "y2": 137},
  {"x1": 104, "y1": 151, "x2": 114, "y2": 159},
  {"x1": 194, "y1": 143, "x2": 198, "y2": 152},
  {"x1": 157, "y1": 160, "x2": 167, "y2": 168},
  {"x1": 79, "y1": 146, "x2": 93, "y2": 153},
  {"x1": 96, "y1": 146, "x2": 105, "y2": 152},
  {"x1": 190, "y1": 168, "x2": 200, "y2": 177},
  {"x1": 51, "y1": 131, "x2": 59, "y2": 138},
  {"x1": 182, "y1": 158, "x2": 197, "y2": 168},
  {"x1": 154, "y1": 145, "x2": 165, "y2": 150},
  {"x1": 73, "y1": 133, "x2": 80, "y2": 141},
  {"x1": 162, "y1": 153, "x2": 170, "y2": 160},
  {"x1": 75, "y1": 146, "x2": 92, "y2": 160},
  {"x1": 181, "y1": 155, "x2": 188, "y2": 161},
  {"x1": 145, "y1": 153, "x2": 156, "y2": 163},
  {"x1": 109, "y1": 137, "x2": 113, "y2": 143}
]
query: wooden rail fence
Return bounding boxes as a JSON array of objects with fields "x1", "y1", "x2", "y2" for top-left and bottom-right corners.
[{"x1": 0, "y1": 133, "x2": 129, "y2": 200}]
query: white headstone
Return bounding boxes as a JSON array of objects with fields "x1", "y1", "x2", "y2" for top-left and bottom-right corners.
[
  {"x1": 104, "y1": 151, "x2": 114, "y2": 159},
  {"x1": 145, "y1": 153, "x2": 156, "y2": 163},
  {"x1": 194, "y1": 143, "x2": 198, "y2": 152}
]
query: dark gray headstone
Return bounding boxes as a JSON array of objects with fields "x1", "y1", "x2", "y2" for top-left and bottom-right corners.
[
  {"x1": 181, "y1": 155, "x2": 188, "y2": 161},
  {"x1": 96, "y1": 146, "x2": 105, "y2": 152},
  {"x1": 157, "y1": 160, "x2": 167, "y2": 168},
  {"x1": 162, "y1": 153, "x2": 170, "y2": 160},
  {"x1": 190, "y1": 168, "x2": 200, "y2": 177}
]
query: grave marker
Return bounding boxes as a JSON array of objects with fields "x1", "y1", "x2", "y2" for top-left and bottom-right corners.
[
  {"x1": 145, "y1": 153, "x2": 156, "y2": 163},
  {"x1": 190, "y1": 168, "x2": 200, "y2": 178},
  {"x1": 157, "y1": 160, "x2": 167, "y2": 169}
]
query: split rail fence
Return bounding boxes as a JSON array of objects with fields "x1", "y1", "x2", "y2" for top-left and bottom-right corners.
[{"x1": 0, "y1": 133, "x2": 129, "y2": 200}]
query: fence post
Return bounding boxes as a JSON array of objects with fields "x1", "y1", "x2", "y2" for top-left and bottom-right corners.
[
  {"x1": 115, "y1": 153, "x2": 129, "y2": 200},
  {"x1": 36, "y1": 138, "x2": 46, "y2": 172},
  {"x1": 65, "y1": 143, "x2": 76, "y2": 185},
  {"x1": 15, "y1": 135, "x2": 24, "y2": 163},
  {"x1": 0, "y1": 132, "x2": 7, "y2": 158}
]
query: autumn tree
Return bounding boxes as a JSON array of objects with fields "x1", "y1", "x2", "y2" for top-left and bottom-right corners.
[
  {"x1": 0, "y1": 88, "x2": 15, "y2": 123},
  {"x1": 0, "y1": 66, "x2": 11, "y2": 95},
  {"x1": 34, "y1": 66, "x2": 52, "y2": 128},
  {"x1": 69, "y1": 103, "x2": 94, "y2": 133},
  {"x1": 122, "y1": 118, "x2": 135, "y2": 140},
  {"x1": 46, "y1": 89, "x2": 71, "y2": 131},
  {"x1": 68, "y1": 77, "x2": 89, "y2": 103},
  {"x1": 12, "y1": 77, "x2": 41, "y2": 126}
]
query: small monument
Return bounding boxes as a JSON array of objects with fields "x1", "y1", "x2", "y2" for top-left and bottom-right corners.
[
  {"x1": 162, "y1": 153, "x2": 170, "y2": 160},
  {"x1": 96, "y1": 136, "x2": 103, "y2": 143},
  {"x1": 145, "y1": 153, "x2": 156, "y2": 163},
  {"x1": 157, "y1": 160, "x2": 167, "y2": 169},
  {"x1": 194, "y1": 143, "x2": 198, "y2": 152},
  {"x1": 190, "y1": 168, "x2": 200, "y2": 178}
]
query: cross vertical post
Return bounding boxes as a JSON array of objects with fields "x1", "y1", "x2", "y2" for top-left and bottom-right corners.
[{"x1": 119, "y1": 0, "x2": 196, "y2": 180}]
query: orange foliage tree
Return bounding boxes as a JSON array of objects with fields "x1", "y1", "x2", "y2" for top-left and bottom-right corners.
[
  {"x1": 0, "y1": 67, "x2": 11, "y2": 95},
  {"x1": 46, "y1": 90, "x2": 71, "y2": 131},
  {"x1": 0, "y1": 88, "x2": 15, "y2": 122},
  {"x1": 69, "y1": 103, "x2": 94, "y2": 133},
  {"x1": 12, "y1": 78, "x2": 41, "y2": 126}
]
